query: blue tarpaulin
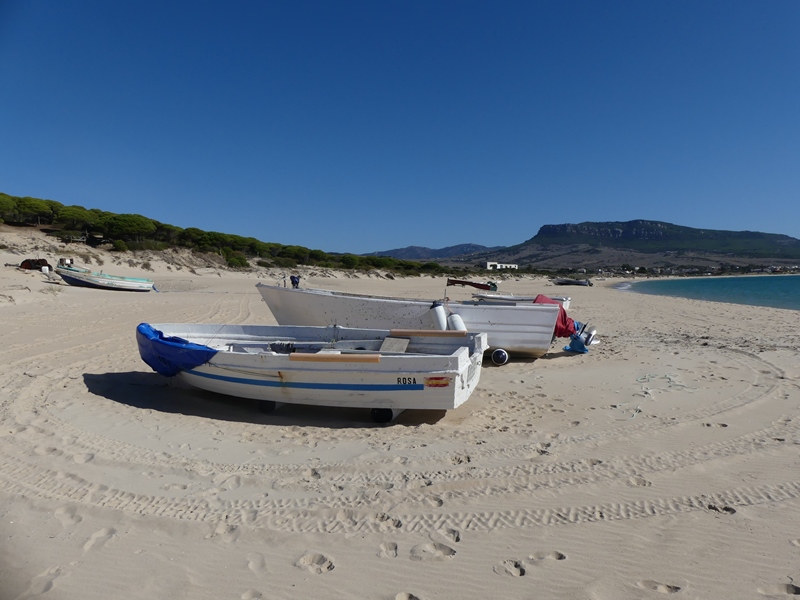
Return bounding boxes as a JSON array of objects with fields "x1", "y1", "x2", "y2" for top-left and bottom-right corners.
[{"x1": 136, "y1": 323, "x2": 218, "y2": 377}]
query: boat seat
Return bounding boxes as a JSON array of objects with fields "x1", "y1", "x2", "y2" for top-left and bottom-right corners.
[{"x1": 379, "y1": 337, "x2": 410, "y2": 353}]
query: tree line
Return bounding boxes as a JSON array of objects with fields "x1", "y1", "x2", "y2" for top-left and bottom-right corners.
[{"x1": 0, "y1": 192, "x2": 461, "y2": 274}]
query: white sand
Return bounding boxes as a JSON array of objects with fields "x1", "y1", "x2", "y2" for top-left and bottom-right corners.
[{"x1": 2, "y1": 227, "x2": 800, "y2": 600}]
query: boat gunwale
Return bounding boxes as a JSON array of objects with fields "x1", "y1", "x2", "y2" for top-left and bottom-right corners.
[{"x1": 255, "y1": 283, "x2": 560, "y2": 311}]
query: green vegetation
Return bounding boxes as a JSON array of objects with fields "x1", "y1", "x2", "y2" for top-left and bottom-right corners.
[
  {"x1": 4, "y1": 193, "x2": 796, "y2": 276},
  {"x1": 0, "y1": 191, "x2": 451, "y2": 274}
]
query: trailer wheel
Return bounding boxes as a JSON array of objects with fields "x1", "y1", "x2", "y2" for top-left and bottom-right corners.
[
  {"x1": 257, "y1": 400, "x2": 279, "y2": 413},
  {"x1": 371, "y1": 408, "x2": 404, "y2": 423},
  {"x1": 491, "y1": 348, "x2": 509, "y2": 366}
]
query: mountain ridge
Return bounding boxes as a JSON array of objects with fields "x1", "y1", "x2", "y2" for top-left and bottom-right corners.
[{"x1": 370, "y1": 220, "x2": 800, "y2": 269}]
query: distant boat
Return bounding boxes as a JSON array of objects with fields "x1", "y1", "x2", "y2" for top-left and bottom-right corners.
[
  {"x1": 55, "y1": 258, "x2": 155, "y2": 292},
  {"x1": 445, "y1": 278, "x2": 498, "y2": 291},
  {"x1": 256, "y1": 283, "x2": 595, "y2": 364},
  {"x1": 551, "y1": 278, "x2": 593, "y2": 287},
  {"x1": 136, "y1": 323, "x2": 487, "y2": 423}
]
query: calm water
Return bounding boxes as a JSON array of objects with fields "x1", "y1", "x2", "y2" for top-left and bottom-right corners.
[{"x1": 622, "y1": 274, "x2": 800, "y2": 311}]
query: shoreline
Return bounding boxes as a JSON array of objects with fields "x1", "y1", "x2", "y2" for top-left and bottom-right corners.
[{"x1": 623, "y1": 273, "x2": 800, "y2": 312}]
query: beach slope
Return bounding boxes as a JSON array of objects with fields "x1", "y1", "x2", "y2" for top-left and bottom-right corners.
[{"x1": 2, "y1": 228, "x2": 800, "y2": 599}]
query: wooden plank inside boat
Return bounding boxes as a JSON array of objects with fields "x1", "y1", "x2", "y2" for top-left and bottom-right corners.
[{"x1": 289, "y1": 353, "x2": 382, "y2": 363}]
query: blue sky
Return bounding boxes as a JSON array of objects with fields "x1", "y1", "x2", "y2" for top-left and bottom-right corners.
[{"x1": 1, "y1": 1, "x2": 798, "y2": 254}]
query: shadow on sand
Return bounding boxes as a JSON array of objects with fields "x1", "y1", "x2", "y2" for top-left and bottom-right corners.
[
  {"x1": 538, "y1": 349, "x2": 586, "y2": 360},
  {"x1": 82, "y1": 371, "x2": 446, "y2": 429}
]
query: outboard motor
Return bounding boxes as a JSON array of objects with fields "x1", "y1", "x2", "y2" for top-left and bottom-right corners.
[{"x1": 565, "y1": 326, "x2": 597, "y2": 354}]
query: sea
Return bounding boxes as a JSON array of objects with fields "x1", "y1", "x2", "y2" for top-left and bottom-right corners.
[{"x1": 620, "y1": 274, "x2": 800, "y2": 311}]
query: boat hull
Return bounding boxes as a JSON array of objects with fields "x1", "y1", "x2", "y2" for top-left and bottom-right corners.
[
  {"x1": 552, "y1": 278, "x2": 592, "y2": 286},
  {"x1": 136, "y1": 323, "x2": 486, "y2": 411},
  {"x1": 56, "y1": 267, "x2": 154, "y2": 291},
  {"x1": 256, "y1": 284, "x2": 561, "y2": 358}
]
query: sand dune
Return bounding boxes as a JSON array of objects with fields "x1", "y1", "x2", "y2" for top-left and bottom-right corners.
[{"x1": 2, "y1": 227, "x2": 800, "y2": 600}]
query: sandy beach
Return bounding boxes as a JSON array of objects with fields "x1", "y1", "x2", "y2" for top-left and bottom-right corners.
[{"x1": 2, "y1": 228, "x2": 800, "y2": 600}]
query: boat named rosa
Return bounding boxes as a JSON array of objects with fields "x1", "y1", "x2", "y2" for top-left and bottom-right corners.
[
  {"x1": 256, "y1": 281, "x2": 596, "y2": 365},
  {"x1": 136, "y1": 323, "x2": 487, "y2": 423},
  {"x1": 55, "y1": 258, "x2": 155, "y2": 292}
]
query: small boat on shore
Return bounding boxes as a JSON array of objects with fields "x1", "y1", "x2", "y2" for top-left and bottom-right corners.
[
  {"x1": 256, "y1": 282, "x2": 595, "y2": 364},
  {"x1": 551, "y1": 278, "x2": 593, "y2": 287},
  {"x1": 136, "y1": 323, "x2": 487, "y2": 422},
  {"x1": 55, "y1": 258, "x2": 155, "y2": 292}
]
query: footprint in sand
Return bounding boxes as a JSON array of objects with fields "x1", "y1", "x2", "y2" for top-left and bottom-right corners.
[
  {"x1": 206, "y1": 522, "x2": 241, "y2": 543},
  {"x1": 34, "y1": 446, "x2": 62, "y2": 456},
  {"x1": 637, "y1": 580, "x2": 681, "y2": 593},
  {"x1": 437, "y1": 528, "x2": 461, "y2": 543},
  {"x1": 336, "y1": 509, "x2": 358, "y2": 527},
  {"x1": 73, "y1": 452, "x2": 94, "y2": 464},
  {"x1": 395, "y1": 594, "x2": 425, "y2": 600},
  {"x1": 83, "y1": 527, "x2": 116, "y2": 553},
  {"x1": 247, "y1": 553, "x2": 267, "y2": 575},
  {"x1": 378, "y1": 542, "x2": 398, "y2": 558},
  {"x1": 791, "y1": 539, "x2": 800, "y2": 547},
  {"x1": 706, "y1": 503, "x2": 736, "y2": 515},
  {"x1": 241, "y1": 509, "x2": 258, "y2": 524},
  {"x1": 372, "y1": 512, "x2": 402, "y2": 531},
  {"x1": 163, "y1": 482, "x2": 188, "y2": 491},
  {"x1": 0, "y1": 424, "x2": 26, "y2": 438},
  {"x1": 493, "y1": 559, "x2": 526, "y2": 576},
  {"x1": 295, "y1": 552, "x2": 335, "y2": 574},
  {"x1": 54, "y1": 506, "x2": 82, "y2": 528},
  {"x1": 409, "y1": 542, "x2": 456, "y2": 562},
  {"x1": 16, "y1": 566, "x2": 63, "y2": 598},
  {"x1": 528, "y1": 550, "x2": 567, "y2": 563},
  {"x1": 213, "y1": 473, "x2": 241, "y2": 490},
  {"x1": 757, "y1": 583, "x2": 800, "y2": 595},
  {"x1": 628, "y1": 475, "x2": 652, "y2": 487},
  {"x1": 241, "y1": 590, "x2": 263, "y2": 599}
]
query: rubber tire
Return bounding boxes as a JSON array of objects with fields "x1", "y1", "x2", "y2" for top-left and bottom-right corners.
[
  {"x1": 491, "y1": 348, "x2": 510, "y2": 366},
  {"x1": 371, "y1": 408, "x2": 395, "y2": 424},
  {"x1": 257, "y1": 400, "x2": 278, "y2": 414}
]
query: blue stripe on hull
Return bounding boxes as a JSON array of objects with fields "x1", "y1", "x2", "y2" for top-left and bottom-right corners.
[{"x1": 187, "y1": 368, "x2": 425, "y2": 391}]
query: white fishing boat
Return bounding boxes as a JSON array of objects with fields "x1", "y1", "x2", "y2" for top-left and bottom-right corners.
[
  {"x1": 256, "y1": 283, "x2": 595, "y2": 364},
  {"x1": 136, "y1": 323, "x2": 487, "y2": 422},
  {"x1": 55, "y1": 258, "x2": 155, "y2": 292}
]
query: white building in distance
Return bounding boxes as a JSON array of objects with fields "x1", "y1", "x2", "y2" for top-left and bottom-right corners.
[{"x1": 486, "y1": 262, "x2": 518, "y2": 270}]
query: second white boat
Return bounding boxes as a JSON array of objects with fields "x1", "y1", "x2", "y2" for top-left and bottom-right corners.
[{"x1": 256, "y1": 283, "x2": 594, "y2": 364}]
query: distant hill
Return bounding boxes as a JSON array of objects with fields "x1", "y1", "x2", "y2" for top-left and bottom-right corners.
[
  {"x1": 365, "y1": 243, "x2": 503, "y2": 260},
  {"x1": 401, "y1": 220, "x2": 800, "y2": 270},
  {"x1": 525, "y1": 220, "x2": 800, "y2": 257}
]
